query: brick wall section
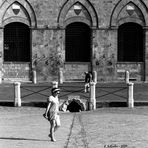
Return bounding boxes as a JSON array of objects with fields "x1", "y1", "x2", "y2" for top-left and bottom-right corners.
[{"x1": 3, "y1": 63, "x2": 30, "y2": 81}]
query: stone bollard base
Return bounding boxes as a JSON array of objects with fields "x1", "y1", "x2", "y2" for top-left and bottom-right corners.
[
  {"x1": 127, "y1": 82, "x2": 134, "y2": 108},
  {"x1": 89, "y1": 82, "x2": 96, "y2": 110},
  {"x1": 32, "y1": 70, "x2": 37, "y2": 84},
  {"x1": 52, "y1": 81, "x2": 58, "y2": 88},
  {"x1": 125, "y1": 71, "x2": 129, "y2": 84},
  {"x1": 14, "y1": 82, "x2": 21, "y2": 107},
  {"x1": 92, "y1": 71, "x2": 97, "y2": 83}
]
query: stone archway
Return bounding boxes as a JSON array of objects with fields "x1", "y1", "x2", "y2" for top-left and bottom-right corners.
[
  {"x1": 65, "y1": 22, "x2": 91, "y2": 62},
  {"x1": 0, "y1": 0, "x2": 37, "y2": 27},
  {"x1": 60, "y1": 98, "x2": 86, "y2": 112},
  {"x1": 57, "y1": 0, "x2": 98, "y2": 28},
  {"x1": 118, "y1": 22, "x2": 144, "y2": 62},
  {"x1": 110, "y1": 0, "x2": 148, "y2": 27},
  {"x1": 67, "y1": 100, "x2": 82, "y2": 112}
]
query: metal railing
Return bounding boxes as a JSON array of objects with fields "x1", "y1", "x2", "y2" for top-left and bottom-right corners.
[{"x1": 14, "y1": 81, "x2": 134, "y2": 108}]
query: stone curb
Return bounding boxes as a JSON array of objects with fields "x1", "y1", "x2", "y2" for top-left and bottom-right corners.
[{"x1": 1, "y1": 101, "x2": 148, "y2": 108}]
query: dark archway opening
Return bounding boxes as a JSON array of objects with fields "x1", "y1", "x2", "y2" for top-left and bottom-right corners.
[
  {"x1": 118, "y1": 22, "x2": 144, "y2": 62},
  {"x1": 65, "y1": 22, "x2": 91, "y2": 62},
  {"x1": 4, "y1": 22, "x2": 30, "y2": 62},
  {"x1": 67, "y1": 100, "x2": 82, "y2": 112}
]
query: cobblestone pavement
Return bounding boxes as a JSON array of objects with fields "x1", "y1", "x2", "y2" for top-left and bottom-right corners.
[{"x1": 0, "y1": 106, "x2": 148, "y2": 148}]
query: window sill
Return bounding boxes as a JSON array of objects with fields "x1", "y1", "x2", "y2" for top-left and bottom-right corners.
[
  {"x1": 3, "y1": 62, "x2": 30, "y2": 64},
  {"x1": 65, "y1": 62, "x2": 90, "y2": 64}
]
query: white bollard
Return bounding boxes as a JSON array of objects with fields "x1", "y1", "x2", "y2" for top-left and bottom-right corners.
[
  {"x1": 125, "y1": 71, "x2": 129, "y2": 84},
  {"x1": 89, "y1": 82, "x2": 96, "y2": 110},
  {"x1": 59, "y1": 69, "x2": 63, "y2": 84},
  {"x1": 93, "y1": 71, "x2": 97, "y2": 83},
  {"x1": 52, "y1": 81, "x2": 58, "y2": 88},
  {"x1": 127, "y1": 82, "x2": 134, "y2": 108},
  {"x1": 14, "y1": 82, "x2": 21, "y2": 107},
  {"x1": 0, "y1": 71, "x2": 2, "y2": 84},
  {"x1": 32, "y1": 70, "x2": 37, "y2": 84}
]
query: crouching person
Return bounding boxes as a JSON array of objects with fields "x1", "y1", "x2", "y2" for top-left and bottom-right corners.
[
  {"x1": 43, "y1": 88, "x2": 61, "y2": 142},
  {"x1": 84, "y1": 71, "x2": 92, "y2": 93}
]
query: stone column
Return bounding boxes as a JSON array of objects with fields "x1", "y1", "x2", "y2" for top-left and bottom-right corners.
[
  {"x1": 52, "y1": 81, "x2": 58, "y2": 88},
  {"x1": 91, "y1": 28, "x2": 97, "y2": 72},
  {"x1": 14, "y1": 82, "x2": 21, "y2": 107},
  {"x1": 0, "y1": 71, "x2": 2, "y2": 84},
  {"x1": 89, "y1": 82, "x2": 96, "y2": 110},
  {"x1": 32, "y1": 70, "x2": 37, "y2": 84},
  {"x1": 93, "y1": 71, "x2": 97, "y2": 83},
  {"x1": 0, "y1": 28, "x2": 3, "y2": 83},
  {"x1": 125, "y1": 71, "x2": 129, "y2": 83},
  {"x1": 144, "y1": 29, "x2": 148, "y2": 81},
  {"x1": 127, "y1": 82, "x2": 134, "y2": 108},
  {"x1": 59, "y1": 68, "x2": 63, "y2": 84}
]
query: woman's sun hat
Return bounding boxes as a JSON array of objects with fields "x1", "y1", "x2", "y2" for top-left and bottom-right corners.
[{"x1": 51, "y1": 88, "x2": 60, "y2": 94}]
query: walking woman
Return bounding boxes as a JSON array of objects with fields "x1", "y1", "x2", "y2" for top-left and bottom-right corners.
[{"x1": 43, "y1": 88, "x2": 61, "y2": 142}]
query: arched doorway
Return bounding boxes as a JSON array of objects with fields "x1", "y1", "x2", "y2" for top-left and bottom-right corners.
[
  {"x1": 65, "y1": 22, "x2": 91, "y2": 62},
  {"x1": 60, "y1": 99, "x2": 86, "y2": 112},
  {"x1": 118, "y1": 22, "x2": 144, "y2": 62},
  {"x1": 4, "y1": 22, "x2": 30, "y2": 62},
  {"x1": 67, "y1": 100, "x2": 82, "y2": 112},
  {"x1": 3, "y1": 22, "x2": 31, "y2": 81}
]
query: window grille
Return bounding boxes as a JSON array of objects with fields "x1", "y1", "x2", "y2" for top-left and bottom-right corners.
[
  {"x1": 65, "y1": 22, "x2": 91, "y2": 62},
  {"x1": 118, "y1": 22, "x2": 144, "y2": 62},
  {"x1": 4, "y1": 22, "x2": 30, "y2": 62}
]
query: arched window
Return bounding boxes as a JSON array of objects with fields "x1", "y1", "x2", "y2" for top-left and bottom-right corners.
[
  {"x1": 65, "y1": 22, "x2": 91, "y2": 62},
  {"x1": 118, "y1": 22, "x2": 144, "y2": 62},
  {"x1": 4, "y1": 22, "x2": 30, "y2": 62}
]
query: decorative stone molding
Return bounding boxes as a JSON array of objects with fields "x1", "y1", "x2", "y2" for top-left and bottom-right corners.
[
  {"x1": 64, "y1": 16, "x2": 91, "y2": 28},
  {"x1": 0, "y1": 0, "x2": 37, "y2": 27},
  {"x1": 110, "y1": 0, "x2": 148, "y2": 27},
  {"x1": 58, "y1": 0, "x2": 98, "y2": 28},
  {"x1": 117, "y1": 17, "x2": 144, "y2": 26},
  {"x1": 2, "y1": 17, "x2": 30, "y2": 26}
]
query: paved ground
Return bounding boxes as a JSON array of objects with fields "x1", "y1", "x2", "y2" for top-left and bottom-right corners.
[{"x1": 0, "y1": 106, "x2": 148, "y2": 148}]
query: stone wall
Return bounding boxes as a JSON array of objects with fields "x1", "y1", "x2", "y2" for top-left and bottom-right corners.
[
  {"x1": 32, "y1": 29, "x2": 65, "y2": 81},
  {"x1": 93, "y1": 29, "x2": 117, "y2": 81},
  {"x1": 0, "y1": 0, "x2": 147, "y2": 82}
]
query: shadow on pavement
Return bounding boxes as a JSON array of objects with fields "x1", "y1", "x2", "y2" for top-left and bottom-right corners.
[
  {"x1": 0, "y1": 102, "x2": 47, "y2": 108},
  {"x1": 0, "y1": 137, "x2": 49, "y2": 142}
]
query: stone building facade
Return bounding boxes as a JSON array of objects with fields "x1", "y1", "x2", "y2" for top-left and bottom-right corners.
[{"x1": 0, "y1": 0, "x2": 148, "y2": 83}]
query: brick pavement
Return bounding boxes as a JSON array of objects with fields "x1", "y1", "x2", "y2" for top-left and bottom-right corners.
[{"x1": 0, "y1": 107, "x2": 148, "y2": 148}]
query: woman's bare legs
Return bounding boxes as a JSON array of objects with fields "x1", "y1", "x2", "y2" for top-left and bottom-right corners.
[
  {"x1": 50, "y1": 120, "x2": 56, "y2": 142},
  {"x1": 54, "y1": 124, "x2": 61, "y2": 133},
  {"x1": 49, "y1": 115, "x2": 61, "y2": 142}
]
